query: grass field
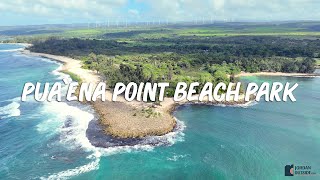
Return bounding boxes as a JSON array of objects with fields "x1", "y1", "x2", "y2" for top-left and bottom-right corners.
[
  {"x1": 59, "y1": 24, "x2": 320, "y2": 39},
  {"x1": 316, "y1": 58, "x2": 320, "y2": 66},
  {"x1": 2, "y1": 21, "x2": 320, "y2": 44}
]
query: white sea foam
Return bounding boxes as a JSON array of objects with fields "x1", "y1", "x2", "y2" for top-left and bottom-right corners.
[
  {"x1": 33, "y1": 56, "x2": 70, "y2": 80},
  {"x1": 4, "y1": 45, "x2": 183, "y2": 178},
  {"x1": 38, "y1": 100, "x2": 186, "y2": 179},
  {"x1": 95, "y1": 119, "x2": 186, "y2": 157},
  {"x1": 37, "y1": 101, "x2": 94, "y2": 150},
  {"x1": 37, "y1": 100, "x2": 101, "y2": 179},
  {"x1": 51, "y1": 64, "x2": 70, "y2": 80},
  {"x1": 0, "y1": 100, "x2": 21, "y2": 118},
  {"x1": 37, "y1": 57, "x2": 60, "y2": 65},
  {"x1": 0, "y1": 48, "x2": 24, "y2": 52},
  {"x1": 208, "y1": 100, "x2": 258, "y2": 108},
  {"x1": 293, "y1": 75, "x2": 320, "y2": 78},
  {"x1": 5, "y1": 96, "x2": 21, "y2": 102},
  {"x1": 167, "y1": 154, "x2": 189, "y2": 161},
  {"x1": 12, "y1": 53, "x2": 29, "y2": 58},
  {"x1": 43, "y1": 158, "x2": 100, "y2": 180},
  {"x1": 38, "y1": 100, "x2": 185, "y2": 152},
  {"x1": 35, "y1": 57, "x2": 186, "y2": 179},
  {"x1": 142, "y1": 118, "x2": 186, "y2": 146},
  {"x1": 232, "y1": 101, "x2": 258, "y2": 108}
]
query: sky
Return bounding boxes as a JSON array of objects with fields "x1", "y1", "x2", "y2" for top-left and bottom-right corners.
[{"x1": 0, "y1": 0, "x2": 319, "y2": 26}]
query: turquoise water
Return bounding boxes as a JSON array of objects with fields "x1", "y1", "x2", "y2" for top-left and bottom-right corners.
[
  {"x1": 0, "y1": 44, "x2": 98, "y2": 179},
  {"x1": 0, "y1": 44, "x2": 320, "y2": 179}
]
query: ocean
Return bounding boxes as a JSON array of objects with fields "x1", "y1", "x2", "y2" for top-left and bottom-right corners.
[{"x1": 0, "y1": 44, "x2": 319, "y2": 179}]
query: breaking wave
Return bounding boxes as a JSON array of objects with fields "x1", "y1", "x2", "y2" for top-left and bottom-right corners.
[
  {"x1": 34, "y1": 54, "x2": 187, "y2": 179},
  {"x1": 38, "y1": 99, "x2": 186, "y2": 179},
  {"x1": 0, "y1": 48, "x2": 24, "y2": 52},
  {"x1": 0, "y1": 98, "x2": 21, "y2": 119}
]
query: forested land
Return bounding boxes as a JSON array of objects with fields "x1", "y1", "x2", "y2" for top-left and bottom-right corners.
[{"x1": 28, "y1": 28, "x2": 319, "y2": 96}]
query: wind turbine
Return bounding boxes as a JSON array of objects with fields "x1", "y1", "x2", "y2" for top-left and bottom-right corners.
[{"x1": 117, "y1": 19, "x2": 119, "y2": 27}]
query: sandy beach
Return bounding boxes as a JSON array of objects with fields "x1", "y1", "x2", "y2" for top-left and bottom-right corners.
[
  {"x1": 21, "y1": 49, "x2": 179, "y2": 138},
  {"x1": 20, "y1": 47, "x2": 311, "y2": 138}
]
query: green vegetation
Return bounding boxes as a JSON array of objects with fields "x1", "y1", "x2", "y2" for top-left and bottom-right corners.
[
  {"x1": 30, "y1": 36, "x2": 317, "y2": 97},
  {"x1": 141, "y1": 108, "x2": 161, "y2": 118},
  {"x1": 61, "y1": 70, "x2": 82, "y2": 83},
  {"x1": 3, "y1": 21, "x2": 320, "y2": 43},
  {"x1": 6, "y1": 22, "x2": 319, "y2": 98}
]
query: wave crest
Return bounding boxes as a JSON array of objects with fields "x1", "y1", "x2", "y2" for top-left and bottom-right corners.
[
  {"x1": 0, "y1": 48, "x2": 24, "y2": 52},
  {"x1": 42, "y1": 158, "x2": 100, "y2": 180},
  {"x1": 0, "y1": 101, "x2": 21, "y2": 119}
]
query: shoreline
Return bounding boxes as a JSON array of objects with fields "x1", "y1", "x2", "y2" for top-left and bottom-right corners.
[
  {"x1": 0, "y1": 43, "x2": 33, "y2": 48},
  {"x1": 235, "y1": 71, "x2": 320, "y2": 77},
  {"x1": 18, "y1": 47, "x2": 303, "y2": 139},
  {"x1": 20, "y1": 49, "x2": 178, "y2": 138}
]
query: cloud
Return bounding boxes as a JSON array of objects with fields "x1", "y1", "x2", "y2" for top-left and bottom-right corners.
[
  {"x1": 0, "y1": 0, "x2": 320, "y2": 25},
  {"x1": 212, "y1": 0, "x2": 225, "y2": 10},
  {"x1": 0, "y1": 0, "x2": 129, "y2": 21},
  {"x1": 140, "y1": 0, "x2": 320, "y2": 21},
  {"x1": 128, "y1": 9, "x2": 139, "y2": 16}
]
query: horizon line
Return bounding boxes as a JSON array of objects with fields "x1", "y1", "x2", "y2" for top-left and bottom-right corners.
[{"x1": 1, "y1": 20, "x2": 320, "y2": 28}]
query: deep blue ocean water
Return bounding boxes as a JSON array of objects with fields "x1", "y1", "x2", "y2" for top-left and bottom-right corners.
[{"x1": 0, "y1": 44, "x2": 319, "y2": 179}]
